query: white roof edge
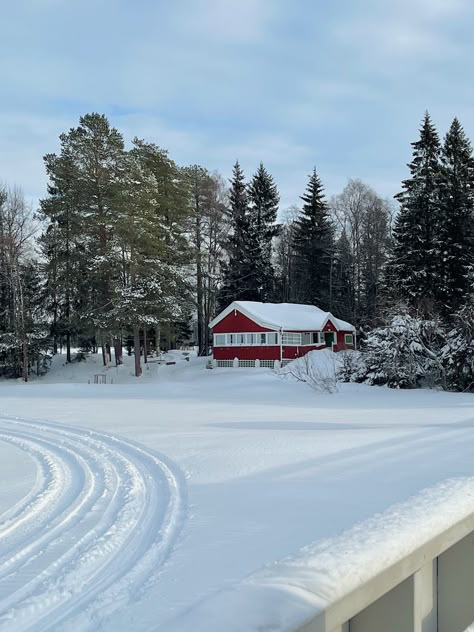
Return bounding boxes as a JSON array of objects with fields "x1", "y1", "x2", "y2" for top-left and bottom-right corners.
[{"x1": 325, "y1": 313, "x2": 355, "y2": 332}]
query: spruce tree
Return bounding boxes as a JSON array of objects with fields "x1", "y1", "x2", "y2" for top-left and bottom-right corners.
[
  {"x1": 292, "y1": 168, "x2": 335, "y2": 310},
  {"x1": 391, "y1": 112, "x2": 441, "y2": 315},
  {"x1": 437, "y1": 117, "x2": 474, "y2": 316},
  {"x1": 219, "y1": 161, "x2": 259, "y2": 307},
  {"x1": 248, "y1": 163, "x2": 279, "y2": 300}
]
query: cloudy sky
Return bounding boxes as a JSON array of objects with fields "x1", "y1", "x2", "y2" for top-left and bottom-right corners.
[{"x1": 1, "y1": 0, "x2": 473, "y2": 210}]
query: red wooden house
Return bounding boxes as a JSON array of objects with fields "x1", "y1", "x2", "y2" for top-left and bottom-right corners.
[{"x1": 209, "y1": 301, "x2": 356, "y2": 368}]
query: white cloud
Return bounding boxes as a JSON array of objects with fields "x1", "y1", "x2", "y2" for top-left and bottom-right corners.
[
  {"x1": 1, "y1": 0, "x2": 474, "y2": 217},
  {"x1": 175, "y1": 0, "x2": 275, "y2": 43},
  {"x1": 335, "y1": 0, "x2": 470, "y2": 63}
]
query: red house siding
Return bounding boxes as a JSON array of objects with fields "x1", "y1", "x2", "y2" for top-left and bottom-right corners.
[
  {"x1": 334, "y1": 330, "x2": 355, "y2": 352},
  {"x1": 213, "y1": 310, "x2": 277, "y2": 360},
  {"x1": 215, "y1": 346, "x2": 280, "y2": 361},
  {"x1": 282, "y1": 344, "x2": 324, "y2": 359},
  {"x1": 212, "y1": 310, "x2": 270, "y2": 334}
]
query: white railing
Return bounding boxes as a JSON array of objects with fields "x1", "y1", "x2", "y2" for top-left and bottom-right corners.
[
  {"x1": 166, "y1": 482, "x2": 474, "y2": 632},
  {"x1": 297, "y1": 511, "x2": 474, "y2": 632}
]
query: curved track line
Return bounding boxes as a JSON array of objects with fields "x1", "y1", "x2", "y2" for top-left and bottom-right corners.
[{"x1": 0, "y1": 415, "x2": 187, "y2": 631}]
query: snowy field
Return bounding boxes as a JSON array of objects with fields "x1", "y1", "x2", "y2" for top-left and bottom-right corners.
[{"x1": 0, "y1": 350, "x2": 473, "y2": 630}]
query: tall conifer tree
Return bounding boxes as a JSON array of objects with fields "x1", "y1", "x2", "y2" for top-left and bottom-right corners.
[
  {"x1": 219, "y1": 161, "x2": 259, "y2": 306},
  {"x1": 391, "y1": 112, "x2": 441, "y2": 315},
  {"x1": 292, "y1": 168, "x2": 335, "y2": 309},
  {"x1": 248, "y1": 163, "x2": 279, "y2": 300},
  {"x1": 437, "y1": 117, "x2": 474, "y2": 316}
]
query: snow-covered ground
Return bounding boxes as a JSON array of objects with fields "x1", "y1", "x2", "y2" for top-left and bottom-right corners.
[{"x1": 0, "y1": 350, "x2": 473, "y2": 630}]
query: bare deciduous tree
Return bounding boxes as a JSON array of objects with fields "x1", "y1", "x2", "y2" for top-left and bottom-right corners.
[
  {"x1": 331, "y1": 179, "x2": 390, "y2": 327},
  {"x1": 0, "y1": 186, "x2": 39, "y2": 381}
]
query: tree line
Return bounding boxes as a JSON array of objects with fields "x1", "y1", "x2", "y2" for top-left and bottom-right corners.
[
  {"x1": 341, "y1": 112, "x2": 474, "y2": 391},
  {"x1": 1, "y1": 110, "x2": 472, "y2": 389}
]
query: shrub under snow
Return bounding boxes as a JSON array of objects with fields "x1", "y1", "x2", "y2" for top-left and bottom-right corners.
[
  {"x1": 442, "y1": 300, "x2": 474, "y2": 392},
  {"x1": 340, "y1": 314, "x2": 445, "y2": 389}
]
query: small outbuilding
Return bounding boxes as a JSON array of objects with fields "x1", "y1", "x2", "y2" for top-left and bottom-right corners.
[{"x1": 209, "y1": 301, "x2": 356, "y2": 368}]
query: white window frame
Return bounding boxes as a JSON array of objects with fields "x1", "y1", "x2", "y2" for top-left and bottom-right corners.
[
  {"x1": 266, "y1": 332, "x2": 278, "y2": 345},
  {"x1": 344, "y1": 334, "x2": 354, "y2": 345},
  {"x1": 298, "y1": 332, "x2": 322, "y2": 346},
  {"x1": 282, "y1": 332, "x2": 302, "y2": 346},
  {"x1": 238, "y1": 359, "x2": 255, "y2": 367},
  {"x1": 301, "y1": 332, "x2": 312, "y2": 346},
  {"x1": 214, "y1": 332, "x2": 281, "y2": 346}
]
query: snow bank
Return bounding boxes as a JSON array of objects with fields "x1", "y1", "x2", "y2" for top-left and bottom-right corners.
[{"x1": 167, "y1": 478, "x2": 474, "y2": 631}]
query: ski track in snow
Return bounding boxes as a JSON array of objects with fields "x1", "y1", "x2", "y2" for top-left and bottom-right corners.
[{"x1": 0, "y1": 415, "x2": 187, "y2": 632}]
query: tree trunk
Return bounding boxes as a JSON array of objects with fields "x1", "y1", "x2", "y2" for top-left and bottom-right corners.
[
  {"x1": 196, "y1": 221, "x2": 205, "y2": 356},
  {"x1": 134, "y1": 325, "x2": 142, "y2": 377},
  {"x1": 66, "y1": 331, "x2": 72, "y2": 363},
  {"x1": 143, "y1": 328, "x2": 148, "y2": 364},
  {"x1": 114, "y1": 338, "x2": 123, "y2": 365},
  {"x1": 22, "y1": 339, "x2": 28, "y2": 383},
  {"x1": 53, "y1": 302, "x2": 58, "y2": 355},
  {"x1": 156, "y1": 324, "x2": 160, "y2": 355}
]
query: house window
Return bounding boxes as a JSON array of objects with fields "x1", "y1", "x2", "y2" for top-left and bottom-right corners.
[
  {"x1": 301, "y1": 332, "x2": 319, "y2": 345},
  {"x1": 282, "y1": 333, "x2": 302, "y2": 345},
  {"x1": 218, "y1": 332, "x2": 280, "y2": 346},
  {"x1": 344, "y1": 334, "x2": 354, "y2": 345},
  {"x1": 266, "y1": 332, "x2": 278, "y2": 345},
  {"x1": 301, "y1": 333, "x2": 311, "y2": 345},
  {"x1": 312, "y1": 332, "x2": 320, "y2": 344}
]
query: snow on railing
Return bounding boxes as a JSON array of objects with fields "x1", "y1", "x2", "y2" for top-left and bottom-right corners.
[{"x1": 166, "y1": 479, "x2": 474, "y2": 632}]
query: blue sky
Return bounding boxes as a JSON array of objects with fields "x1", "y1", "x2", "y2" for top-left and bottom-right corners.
[{"x1": 1, "y1": 0, "x2": 474, "y2": 210}]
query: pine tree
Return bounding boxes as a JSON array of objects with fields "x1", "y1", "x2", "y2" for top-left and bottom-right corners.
[
  {"x1": 391, "y1": 112, "x2": 441, "y2": 315},
  {"x1": 437, "y1": 117, "x2": 474, "y2": 316},
  {"x1": 248, "y1": 163, "x2": 279, "y2": 300},
  {"x1": 39, "y1": 153, "x2": 85, "y2": 362},
  {"x1": 292, "y1": 168, "x2": 335, "y2": 309},
  {"x1": 219, "y1": 161, "x2": 259, "y2": 307},
  {"x1": 113, "y1": 140, "x2": 192, "y2": 376},
  {"x1": 64, "y1": 113, "x2": 124, "y2": 364}
]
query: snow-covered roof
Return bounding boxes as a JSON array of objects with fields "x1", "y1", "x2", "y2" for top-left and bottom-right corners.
[{"x1": 209, "y1": 301, "x2": 355, "y2": 332}]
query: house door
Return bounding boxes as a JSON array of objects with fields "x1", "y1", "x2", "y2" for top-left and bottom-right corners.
[{"x1": 324, "y1": 332, "x2": 335, "y2": 348}]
